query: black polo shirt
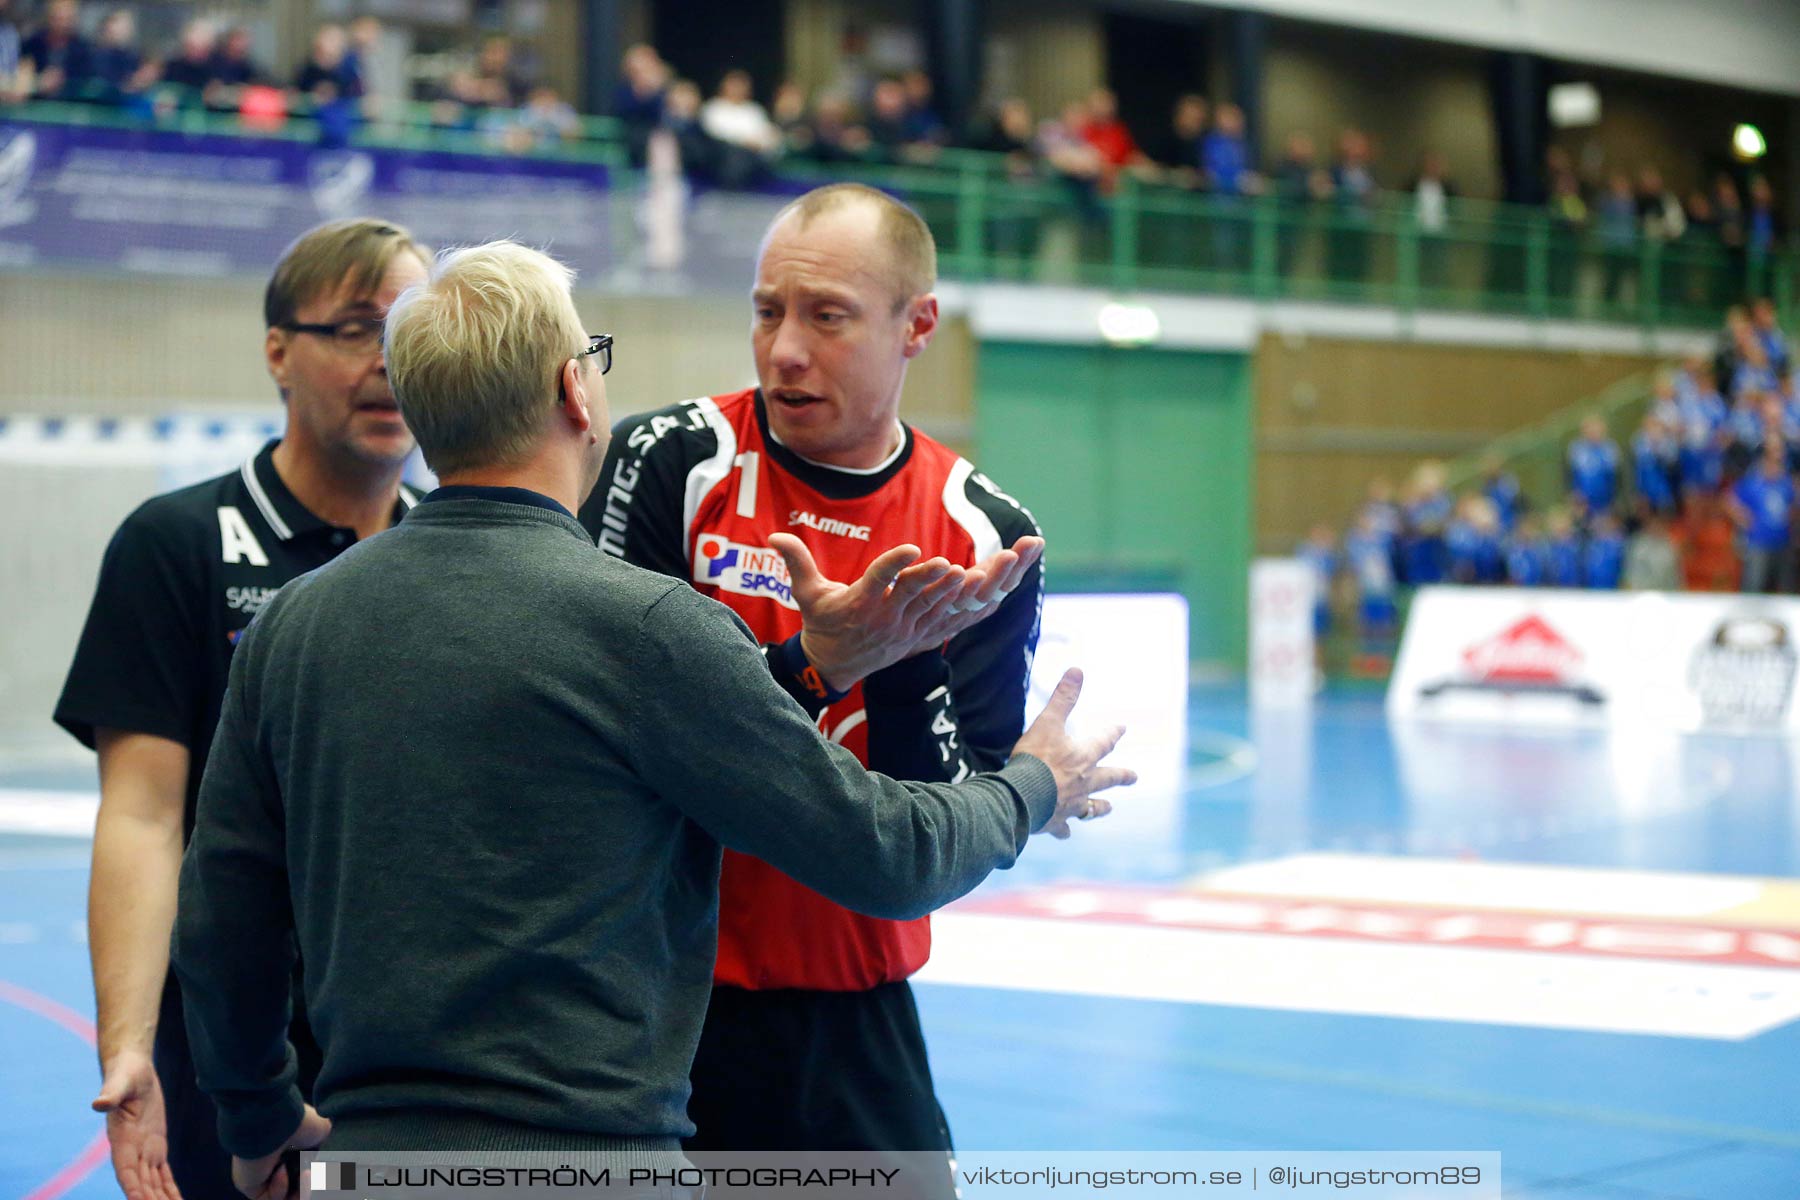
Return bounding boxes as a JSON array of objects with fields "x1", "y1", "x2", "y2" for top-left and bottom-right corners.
[{"x1": 55, "y1": 439, "x2": 419, "y2": 839}]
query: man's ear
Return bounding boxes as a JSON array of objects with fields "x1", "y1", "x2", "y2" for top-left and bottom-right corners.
[
  {"x1": 901, "y1": 293, "x2": 939, "y2": 360},
  {"x1": 265, "y1": 327, "x2": 290, "y2": 398},
  {"x1": 560, "y1": 356, "x2": 593, "y2": 433}
]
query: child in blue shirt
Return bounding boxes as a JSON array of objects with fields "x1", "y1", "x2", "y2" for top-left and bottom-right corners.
[
  {"x1": 1583, "y1": 514, "x2": 1626, "y2": 588},
  {"x1": 1567, "y1": 416, "x2": 1620, "y2": 517},
  {"x1": 1545, "y1": 508, "x2": 1584, "y2": 587},
  {"x1": 1504, "y1": 516, "x2": 1549, "y2": 586}
]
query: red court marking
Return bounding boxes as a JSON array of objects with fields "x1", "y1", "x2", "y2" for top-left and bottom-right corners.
[
  {"x1": 0, "y1": 980, "x2": 111, "y2": 1200},
  {"x1": 952, "y1": 886, "x2": 1800, "y2": 969}
]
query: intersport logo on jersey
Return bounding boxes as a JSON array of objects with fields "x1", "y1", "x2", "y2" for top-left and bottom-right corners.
[{"x1": 692, "y1": 534, "x2": 799, "y2": 609}]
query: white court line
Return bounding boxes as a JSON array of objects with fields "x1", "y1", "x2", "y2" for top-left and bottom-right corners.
[{"x1": 0, "y1": 789, "x2": 98, "y2": 838}]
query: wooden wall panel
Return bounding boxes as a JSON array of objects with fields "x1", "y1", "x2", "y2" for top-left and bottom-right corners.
[{"x1": 1253, "y1": 332, "x2": 1659, "y2": 550}]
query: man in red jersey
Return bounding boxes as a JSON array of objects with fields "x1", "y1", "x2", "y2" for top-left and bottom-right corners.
[{"x1": 580, "y1": 183, "x2": 1060, "y2": 1168}]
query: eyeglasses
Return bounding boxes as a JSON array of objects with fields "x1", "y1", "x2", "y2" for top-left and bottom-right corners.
[
  {"x1": 282, "y1": 317, "x2": 384, "y2": 355},
  {"x1": 577, "y1": 333, "x2": 614, "y2": 375}
]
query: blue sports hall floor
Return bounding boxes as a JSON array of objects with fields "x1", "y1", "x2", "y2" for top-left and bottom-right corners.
[{"x1": 3, "y1": 683, "x2": 1797, "y2": 1198}]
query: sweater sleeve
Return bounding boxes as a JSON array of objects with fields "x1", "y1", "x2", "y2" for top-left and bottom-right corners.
[
  {"x1": 626, "y1": 584, "x2": 1058, "y2": 921},
  {"x1": 169, "y1": 615, "x2": 306, "y2": 1159}
]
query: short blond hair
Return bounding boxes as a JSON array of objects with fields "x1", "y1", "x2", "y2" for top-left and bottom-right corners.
[
  {"x1": 769, "y1": 183, "x2": 936, "y2": 310},
  {"x1": 385, "y1": 241, "x2": 589, "y2": 476},
  {"x1": 264, "y1": 218, "x2": 429, "y2": 329}
]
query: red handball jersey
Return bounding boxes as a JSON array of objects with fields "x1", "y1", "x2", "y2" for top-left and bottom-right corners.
[{"x1": 581, "y1": 389, "x2": 1043, "y2": 991}]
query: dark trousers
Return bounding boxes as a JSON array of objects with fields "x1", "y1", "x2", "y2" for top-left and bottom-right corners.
[{"x1": 686, "y1": 981, "x2": 955, "y2": 1197}]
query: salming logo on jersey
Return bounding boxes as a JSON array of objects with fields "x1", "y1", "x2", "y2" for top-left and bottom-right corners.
[
  {"x1": 692, "y1": 534, "x2": 799, "y2": 609},
  {"x1": 788, "y1": 510, "x2": 871, "y2": 540}
]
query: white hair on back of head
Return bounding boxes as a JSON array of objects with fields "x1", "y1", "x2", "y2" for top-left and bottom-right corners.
[{"x1": 385, "y1": 240, "x2": 587, "y2": 476}]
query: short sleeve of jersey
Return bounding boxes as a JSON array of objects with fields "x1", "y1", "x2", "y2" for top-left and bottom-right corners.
[
  {"x1": 54, "y1": 501, "x2": 206, "y2": 750},
  {"x1": 581, "y1": 403, "x2": 720, "y2": 579}
]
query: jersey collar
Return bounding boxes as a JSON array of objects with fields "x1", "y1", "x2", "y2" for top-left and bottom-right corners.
[
  {"x1": 242, "y1": 439, "x2": 418, "y2": 542},
  {"x1": 752, "y1": 391, "x2": 915, "y2": 501}
]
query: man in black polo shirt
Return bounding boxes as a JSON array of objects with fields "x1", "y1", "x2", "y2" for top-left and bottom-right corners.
[{"x1": 55, "y1": 217, "x2": 431, "y2": 1200}]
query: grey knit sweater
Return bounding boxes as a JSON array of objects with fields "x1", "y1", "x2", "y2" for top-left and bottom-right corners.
[{"x1": 171, "y1": 494, "x2": 1056, "y2": 1158}]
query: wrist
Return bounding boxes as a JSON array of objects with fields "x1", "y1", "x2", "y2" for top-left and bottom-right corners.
[
  {"x1": 777, "y1": 634, "x2": 852, "y2": 704},
  {"x1": 795, "y1": 630, "x2": 858, "y2": 695}
]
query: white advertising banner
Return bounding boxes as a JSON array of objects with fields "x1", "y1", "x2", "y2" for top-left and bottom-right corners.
[
  {"x1": 1026, "y1": 593, "x2": 1189, "y2": 841},
  {"x1": 1249, "y1": 558, "x2": 1316, "y2": 709},
  {"x1": 1389, "y1": 586, "x2": 1800, "y2": 734}
]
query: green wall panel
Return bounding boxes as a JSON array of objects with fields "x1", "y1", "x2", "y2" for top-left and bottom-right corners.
[{"x1": 974, "y1": 342, "x2": 1253, "y2": 667}]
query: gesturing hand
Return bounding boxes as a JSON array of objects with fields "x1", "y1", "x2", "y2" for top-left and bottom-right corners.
[
  {"x1": 94, "y1": 1050, "x2": 183, "y2": 1200},
  {"x1": 770, "y1": 534, "x2": 987, "y2": 692},
  {"x1": 1009, "y1": 668, "x2": 1136, "y2": 838}
]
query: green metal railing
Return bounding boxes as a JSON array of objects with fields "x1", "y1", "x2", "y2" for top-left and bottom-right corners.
[{"x1": 8, "y1": 97, "x2": 1797, "y2": 333}]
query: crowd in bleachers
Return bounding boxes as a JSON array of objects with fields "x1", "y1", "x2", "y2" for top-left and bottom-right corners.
[
  {"x1": 6, "y1": 1, "x2": 1787, "y2": 268},
  {"x1": 1302, "y1": 299, "x2": 1799, "y2": 653},
  {"x1": 0, "y1": 1, "x2": 581, "y2": 151}
]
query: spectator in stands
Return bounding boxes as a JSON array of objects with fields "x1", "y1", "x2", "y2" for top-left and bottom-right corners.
[
  {"x1": 1203, "y1": 102, "x2": 1254, "y2": 270},
  {"x1": 342, "y1": 18, "x2": 395, "y2": 118},
  {"x1": 1725, "y1": 388, "x2": 1770, "y2": 476},
  {"x1": 1149, "y1": 93, "x2": 1205, "y2": 187},
  {"x1": 499, "y1": 85, "x2": 579, "y2": 152},
  {"x1": 1411, "y1": 151, "x2": 1456, "y2": 290},
  {"x1": 805, "y1": 92, "x2": 872, "y2": 164},
  {"x1": 1079, "y1": 88, "x2": 1150, "y2": 187},
  {"x1": 661, "y1": 78, "x2": 721, "y2": 181},
  {"x1": 1636, "y1": 167, "x2": 1685, "y2": 242},
  {"x1": 294, "y1": 24, "x2": 363, "y2": 147},
  {"x1": 208, "y1": 25, "x2": 267, "y2": 93},
  {"x1": 88, "y1": 8, "x2": 154, "y2": 106},
  {"x1": 1677, "y1": 188, "x2": 1719, "y2": 309},
  {"x1": 700, "y1": 68, "x2": 780, "y2": 186},
  {"x1": 1297, "y1": 525, "x2": 1338, "y2": 642},
  {"x1": 1479, "y1": 455, "x2": 1522, "y2": 532},
  {"x1": 1038, "y1": 100, "x2": 1105, "y2": 204},
  {"x1": 0, "y1": 0, "x2": 23, "y2": 103},
  {"x1": 1202, "y1": 102, "x2": 1252, "y2": 196},
  {"x1": 1401, "y1": 461, "x2": 1451, "y2": 584},
  {"x1": 974, "y1": 97, "x2": 1038, "y2": 180},
  {"x1": 295, "y1": 23, "x2": 360, "y2": 104},
  {"x1": 1714, "y1": 175, "x2": 1748, "y2": 298},
  {"x1": 1677, "y1": 357, "x2": 1728, "y2": 490},
  {"x1": 900, "y1": 69, "x2": 945, "y2": 145},
  {"x1": 770, "y1": 81, "x2": 811, "y2": 156},
  {"x1": 160, "y1": 17, "x2": 216, "y2": 95},
  {"x1": 1747, "y1": 176, "x2": 1780, "y2": 264},
  {"x1": 1544, "y1": 508, "x2": 1583, "y2": 588},
  {"x1": 1624, "y1": 512, "x2": 1680, "y2": 590},
  {"x1": 865, "y1": 76, "x2": 916, "y2": 159},
  {"x1": 1358, "y1": 477, "x2": 1403, "y2": 551},
  {"x1": 1567, "y1": 416, "x2": 1620, "y2": 517},
  {"x1": 1595, "y1": 172, "x2": 1639, "y2": 305},
  {"x1": 1729, "y1": 440, "x2": 1797, "y2": 593},
  {"x1": 1329, "y1": 128, "x2": 1377, "y2": 282},
  {"x1": 1344, "y1": 509, "x2": 1398, "y2": 651},
  {"x1": 616, "y1": 43, "x2": 669, "y2": 167},
  {"x1": 1675, "y1": 487, "x2": 1742, "y2": 591},
  {"x1": 1649, "y1": 368, "x2": 1681, "y2": 427},
  {"x1": 1731, "y1": 329, "x2": 1781, "y2": 401},
  {"x1": 21, "y1": 0, "x2": 89, "y2": 99},
  {"x1": 1273, "y1": 131, "x2": 1329, "y2": 278},
  {"x1": 1632, "y1": 413, "x2": 1681, "y2": 518},
  {"x1": 1546, "y1": 170, "x2": 1587, "y2": 299},
  {"x1": 450, "y1": 34, "x2": 527, "y2": 110},
  {"x1": 1504, "y1": 515, "x2": 1548, "y2": 586},
  {"x1": 1445, "y1": 495, "x2": 1503, "y2": 584},
  {"x1": 1583, "y1": 513, "x2": 1626, "y2": 588},
  {"x1": 1752, "y1": 296, "x2": 1791, "y2": 375}
]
